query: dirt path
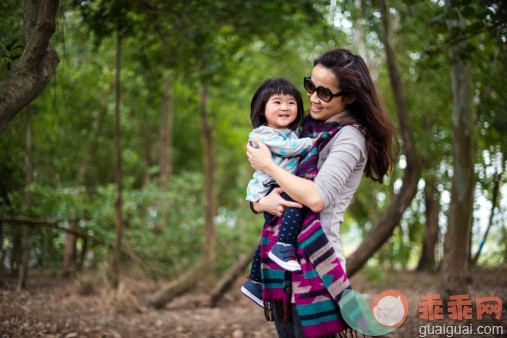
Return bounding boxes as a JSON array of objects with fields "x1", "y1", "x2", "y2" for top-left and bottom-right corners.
[{"x1": 1, "y1": 265, "x2": 506, "y2": 337}]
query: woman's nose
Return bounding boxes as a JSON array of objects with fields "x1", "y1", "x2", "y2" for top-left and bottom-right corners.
[{"x1": 309, "y1": 91, "x2": 320, "y2": 103}]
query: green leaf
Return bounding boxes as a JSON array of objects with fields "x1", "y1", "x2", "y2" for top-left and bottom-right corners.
[
  {"x1": 461, "y1": 6, "x2": 476, "y2": 18},
  {"x1": 429, "y1": 13, "x2": 446, "y2": 25},
  {"x1": 450, "y1": 25, "x2": 463, "y2": 36},
  {"x1": 446, "y1": 9, "x2": 460, "y2": 20},
  {"x1": 468, "y1": 21, "x2": 485, "y2": 33}
]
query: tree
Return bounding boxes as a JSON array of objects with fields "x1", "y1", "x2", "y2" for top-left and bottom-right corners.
[
  {"x1": 417, "y1": 179, "x2": 440, "y2": 271},
  {"x1": 0, "y1": 0, "x2": 59, "y2": 134},
  {"x1": 75, "y1": 0, "x2": 140, "y2": 289},
  {"x1": 158, "y1": 72, "x2": 174, "y2": 191},
  {"x1": 471, "y1": 161, "x2": 504, "y2": 266},
  {"x1": 440, "y1": 0, "x2": 476, "y2": 297},
  {"x1": 346, "y1": 0, "x2": 421, "y2": 277}
]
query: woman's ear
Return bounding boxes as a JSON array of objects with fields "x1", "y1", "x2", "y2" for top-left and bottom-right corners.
[{"x1": 344, "y1": 95, "x2": 355, "y2": 105}]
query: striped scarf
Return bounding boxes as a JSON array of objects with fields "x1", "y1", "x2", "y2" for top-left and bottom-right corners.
[{"x1": 260, "y1": 115, "x2": 353, "y2": 337}]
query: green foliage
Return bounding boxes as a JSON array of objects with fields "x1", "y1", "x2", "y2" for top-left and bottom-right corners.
[
  {"x1": 0, "y1": 0, "x2": 504, "y2": 281},
  {"x1": 0, "y1": 39, "x2": 23, "y2": 71}
]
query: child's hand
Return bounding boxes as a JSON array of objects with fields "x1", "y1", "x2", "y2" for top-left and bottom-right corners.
[{"x1": 311, "y1": 132, "x2": 323, "y2": 144}]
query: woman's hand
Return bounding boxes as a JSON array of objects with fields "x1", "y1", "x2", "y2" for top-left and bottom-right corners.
[
  {"x1": 253, "y1": 187, "x2": 303, "y2": 217},
  {"x1": 246, "y1": 136, "x2": 275, "y2": 172}
]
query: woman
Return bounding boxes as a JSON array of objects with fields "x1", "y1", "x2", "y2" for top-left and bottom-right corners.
[{"x1": 247, "y1": 48, "x2": 397, "y2": 337}]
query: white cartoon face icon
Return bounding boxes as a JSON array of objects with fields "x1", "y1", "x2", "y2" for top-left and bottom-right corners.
[{"x1": 372, "y1": 295, "x2": 405, "y2": 327}]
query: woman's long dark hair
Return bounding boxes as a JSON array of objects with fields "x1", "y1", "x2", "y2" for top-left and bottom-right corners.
[
  {"x1": 314, "y1": 49, "x2": 397, "y2": 183},
  {"x1": 250, "y1": 78, "x2": 305, "y2": 130}
]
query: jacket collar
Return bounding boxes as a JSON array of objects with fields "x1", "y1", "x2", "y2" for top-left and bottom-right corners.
[{"x1": 325, "y1": 109, "x2": 358, "y2": 125}]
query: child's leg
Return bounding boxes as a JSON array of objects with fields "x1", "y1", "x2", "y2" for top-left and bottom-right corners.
[
  {"x1": 277, "y1": 192, "x2": 304, "y2": 245},
  {"x1": 267, "y1": 193, "x2": 303, "y2": 272},
  {"x1": 242, "y1": 242, "x2": 264, "y2": 308},
  {"x1": 249, "y1": 243, "x2": 262, "y2": 282}
]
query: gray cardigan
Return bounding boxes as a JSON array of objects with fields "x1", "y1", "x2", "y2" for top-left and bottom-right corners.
[{"x1": 313, "y1": 111, "x2": 367, "y2": 271}]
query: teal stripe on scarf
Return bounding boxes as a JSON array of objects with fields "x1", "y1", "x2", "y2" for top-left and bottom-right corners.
[
  {"x1": 260, "y1": 236, "x2": 270, "y2": 245},
  {"x1": 297, "y1": 300, "x2": 337, "y2": 316},
  {"x1": 263, "y1": 269, "x2": 285, "y2": 280},
  {"x1": 299, "y1": 227, "x2": 324, "y2": 249},
  {"x1": 303, "y1": 270, "x2": 319, "y2": 279},
  {"x1": 264, "y1": 282, "x2": 286, "y2": 288},
  {"x1": 301, "y1": 313, "x2": 340, "y2": 327}
]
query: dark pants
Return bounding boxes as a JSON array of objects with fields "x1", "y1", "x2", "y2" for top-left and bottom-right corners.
[
  {"x1": 277, "y1": 192, "x2": 304, "y2": 244},
  {"x1": 273, "y1": 304, "x2": 306, "y2": 338}
]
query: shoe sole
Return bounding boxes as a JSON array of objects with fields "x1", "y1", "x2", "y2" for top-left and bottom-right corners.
[
  {"x1": 240, "y1": 285, "x2": 264, "y2": 308},
  {"x1": 268, "y1": 251, "x2": 301, "y2": 272}
]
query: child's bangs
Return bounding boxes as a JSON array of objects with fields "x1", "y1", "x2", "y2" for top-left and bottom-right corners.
[{"x1": 266, "y1": 80, "x2": 299, "y2": 100}]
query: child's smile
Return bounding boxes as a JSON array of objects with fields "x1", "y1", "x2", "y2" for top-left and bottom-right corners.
[{"x1": 264, "y1": 94, "x2": 298, "y2": 129}]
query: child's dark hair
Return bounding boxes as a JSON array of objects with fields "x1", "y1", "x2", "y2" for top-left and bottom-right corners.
[{"x1": 250, "y1": 78, "x2": 304, "y2": 130}]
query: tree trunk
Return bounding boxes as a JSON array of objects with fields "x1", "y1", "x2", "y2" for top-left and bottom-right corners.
[
  {"x1": 0, "y1": 221, "x2": 3, "y2": 272},
  {"x1": 198, "y1": 83, "x2": 217, "y2": 281},
  {"x1": 111, "y1": 29, "x2": 124, "y2": 290},
  {"x1": 503, "y1": 223, "x2": 507, "y2": 264},
  {"x1": 209, "y1": 244, "x2": 257, "y2": 307},
  {"x1": 141, "y1": 126, "x2": 152, "y2": 187},
  {"x1": 440, "y1": 0, "x2": 476, "y2": 297},
  {"x1": 347, "y1": 0, "x2": 421, "y2": 277},
  {"x1": 150, "y1": 83, "x2": 216, "y2": 309},
  {"x1": 78, "y1": 237, "x2": 88, "y2": 270},
  {"x1": 0, "y1": 0, "x2": 59, "y2": 134},
  {"x1": 158, "y1": 72, "x2": 174, "y2": 191},
  {"x1": 18, "y1": 107, "x2": 33, "y2": 290},
  {"x1": 150, "y1": 72, "x2": 175, "y2": 232},
  {"x1": 62, "y1": 218, "x2": 78, "y2": 277},
  {"x1": 417, "y1": 179, "x2": 440, "y2": 271},
  {"x1": 471, "y1": 161, "x2": 503, "y2": 266},
  {"x1": 11, "y1": 232, "x2": 21, "y2": 275},
  {"x1": 41, "y1": 227, "x2": 49, "y2": 266}
]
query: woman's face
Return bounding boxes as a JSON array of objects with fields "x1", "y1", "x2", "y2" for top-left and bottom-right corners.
[{"x1": 307, "y1": 64, "x2": 348, "y2": 121}]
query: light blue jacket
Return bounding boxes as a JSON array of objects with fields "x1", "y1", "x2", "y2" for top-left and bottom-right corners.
[{"x1": 246, "y1": 126, "x2": 313, "y2": 202}]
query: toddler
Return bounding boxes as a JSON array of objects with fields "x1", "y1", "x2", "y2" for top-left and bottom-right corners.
[{"x1": 241, "y1": 78, "x2": 319, "y2": 307}]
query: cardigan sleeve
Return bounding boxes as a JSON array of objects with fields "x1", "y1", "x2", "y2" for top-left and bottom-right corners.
[{"x1": 313, "y1": 126, "x2": 366, "y2": 208}]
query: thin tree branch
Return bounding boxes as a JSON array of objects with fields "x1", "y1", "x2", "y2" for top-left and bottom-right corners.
[{"x1": 0, "y1": 216, "x2": 169, "y2": 276}]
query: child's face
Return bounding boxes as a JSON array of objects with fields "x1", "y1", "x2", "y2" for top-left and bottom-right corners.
[{"x1": 263, "y1": 94, "x2": 298, "y2": 129}]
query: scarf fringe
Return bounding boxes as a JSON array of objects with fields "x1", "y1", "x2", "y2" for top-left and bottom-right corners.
[
  {"x1": 263, "y1": 300, "x2": 293, "y2": 327},
  {"x1": 263, "y1": 301, "x2": 273, "y2": 321},
  {"x1": 337, "y1": 327, "x2": 369, "y2": 338}
]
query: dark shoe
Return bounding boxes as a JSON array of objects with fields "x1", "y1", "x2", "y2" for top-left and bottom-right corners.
[
  {"x1": 241, "y1": 279, "x2": 264, "y2": 308},
  {"x1": 268, "y1": 242, "x2": 301, "y2": 272}
]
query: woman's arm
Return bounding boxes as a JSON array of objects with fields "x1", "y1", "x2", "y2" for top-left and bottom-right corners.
[{"x1": 247, "y1": 137, "x2": 325, "y2": 212}]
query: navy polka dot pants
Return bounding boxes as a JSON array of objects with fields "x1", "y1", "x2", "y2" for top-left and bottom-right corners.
[{"x1": 277, "y1": 192, "x2": 303, "y2": 245}]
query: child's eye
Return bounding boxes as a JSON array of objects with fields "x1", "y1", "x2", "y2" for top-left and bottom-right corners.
[
  {"x1": 289, "y1": 101, "x2": 296, "y2": 105},
  {"x1": 274, "y1": 101, "x2": 281, "y2": 104}
]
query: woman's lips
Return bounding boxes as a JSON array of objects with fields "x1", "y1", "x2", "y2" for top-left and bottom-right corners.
[{"x1": 311, "y1": 105, "x2": 322, "y2": 113}]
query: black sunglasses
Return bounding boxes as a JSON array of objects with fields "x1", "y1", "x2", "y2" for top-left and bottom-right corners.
[{"x1": 304, "y1": 77, "x2": 346, "y2": 102}]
